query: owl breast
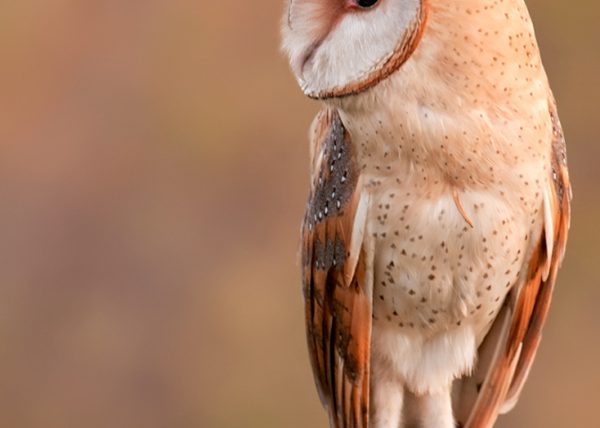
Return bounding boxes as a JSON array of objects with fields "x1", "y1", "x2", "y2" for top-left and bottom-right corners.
[
  {"x1": 364, "y1": 165, "x2": 545, "y2": 394},
  {"x1": 370, "y1": 183, "x2": 542, "y2": 338}
]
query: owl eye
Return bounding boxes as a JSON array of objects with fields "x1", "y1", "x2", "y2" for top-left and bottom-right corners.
[{"x1": 356, "y1": 0, "x2": 379, "y2": 8}]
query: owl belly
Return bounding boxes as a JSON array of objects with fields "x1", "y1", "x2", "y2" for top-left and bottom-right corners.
[{"x1": 368, "y1": 184, "x2": 543, "y2": 394}]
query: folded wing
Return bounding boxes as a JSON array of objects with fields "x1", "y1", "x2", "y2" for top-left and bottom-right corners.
[{"x1": 302, "y1": 109, "x2": 373, "y2": 428}]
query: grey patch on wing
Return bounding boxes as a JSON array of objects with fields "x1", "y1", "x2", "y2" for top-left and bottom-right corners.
[{"x1": 304, "y1": 113, "x2": 358, "y2": 232}]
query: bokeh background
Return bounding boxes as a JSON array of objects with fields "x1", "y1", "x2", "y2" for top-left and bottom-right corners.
[{"x1": 0, "y1": 1, "x2": 597, "y2": 427}]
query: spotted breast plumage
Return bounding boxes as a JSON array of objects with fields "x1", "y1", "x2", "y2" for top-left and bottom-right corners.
[{"x1": 283, "y1": 1, "x2": 571, "y2": 427}]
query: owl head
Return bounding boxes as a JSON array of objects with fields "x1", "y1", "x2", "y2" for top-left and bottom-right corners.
[{"x1": 281, "y1": 0, "x2": 427, "y2": 99}]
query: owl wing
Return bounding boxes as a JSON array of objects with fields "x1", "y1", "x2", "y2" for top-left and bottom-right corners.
[
  {"x1": 456, "y1": 98, "x2": 572, "y2": 428},
  {"x1": 301, "y1": 109, "x2": 373, "y2": 428}
]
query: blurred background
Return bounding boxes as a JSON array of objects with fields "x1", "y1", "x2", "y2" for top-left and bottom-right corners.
[{"x1": 0, "y1": 1, "x2": 597, "y2": 427}]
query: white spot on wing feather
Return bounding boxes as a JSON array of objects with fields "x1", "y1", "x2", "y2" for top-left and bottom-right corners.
[
  {"x1": 542, "y1": 185, "x2": 554, "y2": 281},
  {"x1": 344, "y1": 187, "x2": 370, "y2": 286}
]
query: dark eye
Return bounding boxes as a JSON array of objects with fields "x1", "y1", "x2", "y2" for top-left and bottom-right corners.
[{"x1": 356, "y1": 0, "x2": 379, "y2": 8}]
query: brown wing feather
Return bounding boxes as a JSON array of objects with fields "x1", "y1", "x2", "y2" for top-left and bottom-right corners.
[
  {"x1": 302, "y1": 109, "x2": 372, "y2": 428},
  {"x1": 501, "y1": 98, "x2": 571, "y2": 408},
  {"x1": 458, "y1": 99, "x2": 571, "y2": 428}
]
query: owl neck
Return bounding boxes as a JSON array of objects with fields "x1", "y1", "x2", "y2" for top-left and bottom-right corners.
[{"x1": 334, "y1": 100, "x2": 501, "y2": 190}]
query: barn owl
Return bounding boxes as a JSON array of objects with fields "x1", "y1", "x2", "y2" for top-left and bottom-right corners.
[{"x1": 282, "y1": 0, "x2": 571, "y2": 427}]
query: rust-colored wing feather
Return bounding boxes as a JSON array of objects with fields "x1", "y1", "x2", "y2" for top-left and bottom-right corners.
[
  {"x1": 456, "y1": 99, "x2": 571, "y2": 428},
  {"x1": 302, "y1": 109, "x2": 372, "y2": 428}
]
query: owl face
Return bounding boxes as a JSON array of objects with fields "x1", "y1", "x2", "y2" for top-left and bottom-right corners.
[{"x1": 282, "y1": 0, "x2": 425, "y2": 99}]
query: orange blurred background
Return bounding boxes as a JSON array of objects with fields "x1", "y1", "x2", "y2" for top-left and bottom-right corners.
[{"x1": 0, "y1": 1, "x2": 597, "y2": 427}]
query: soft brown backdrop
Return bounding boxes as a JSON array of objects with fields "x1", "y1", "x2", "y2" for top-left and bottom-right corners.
[{"x1": 0, "y1": 1, "x2": 597, "y2": 427}]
